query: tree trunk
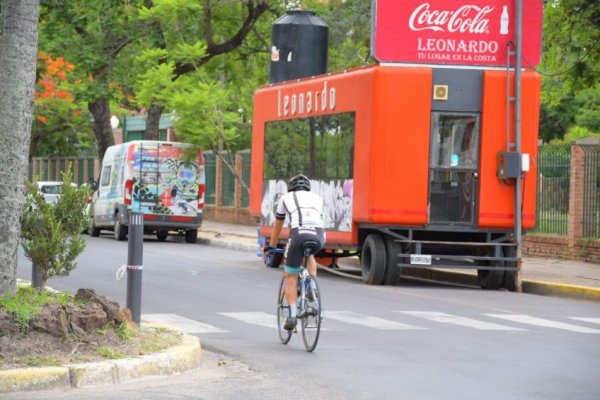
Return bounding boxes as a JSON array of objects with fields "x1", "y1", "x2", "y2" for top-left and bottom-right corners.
[
  {"x1": 88, "y1": 98, "x2": 115, "y2": 163},
  {"x1": 144, "y1": 102, "x2": 164, "y2": 141},
  {"x1": 0, "y1": 0, "x2": 40, "y2": 295}
]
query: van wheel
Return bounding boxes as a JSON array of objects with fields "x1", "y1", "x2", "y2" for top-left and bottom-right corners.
[
  {"x1": 156, "y1": 231, "x2": 168, "y2": 242},
  {"x1": 114, "y1": 213, "x2": 127, "y2": 241},
  {"x1": 185, "y1": 229, "x2": 198, "y2": 244},
  {"x1": 90, "y1": 218, "x2": 100, "y2": 237},
  {"x1": 361, "y1": 234, "x2": 386, "y2": 285}
]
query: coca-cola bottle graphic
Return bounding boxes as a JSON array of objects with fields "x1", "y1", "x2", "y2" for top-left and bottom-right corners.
[{"x1": 500, "y1": 6, "x2": 509, "y2": 35}]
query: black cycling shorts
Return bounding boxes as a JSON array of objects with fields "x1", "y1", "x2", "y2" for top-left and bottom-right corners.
[{"x1": 283, "y1": 227, "x2": 325, "y2": 269}]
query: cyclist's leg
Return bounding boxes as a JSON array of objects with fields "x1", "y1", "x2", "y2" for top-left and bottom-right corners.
[
  {"x1": 282, "y1": 229, "x2": 304, "y2": 330},
  {"x1": 307, "y1": 255, "x2": 317, "y2": 277}
]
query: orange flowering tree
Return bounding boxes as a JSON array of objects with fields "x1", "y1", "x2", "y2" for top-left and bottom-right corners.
[{"x1": 31, "y1": 53, "x2": 93, "y2": 158}]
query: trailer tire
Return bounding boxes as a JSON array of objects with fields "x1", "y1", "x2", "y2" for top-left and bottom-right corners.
[
  {"x1": 502, "y1": 246, "x2": 518, "y2": 291},
  {"x1": 477, "y1": 248, "x2": 504, "y2": 289},
  {"x1": 383, "y1": 237, "x2": 401, "y2": 286},
  {"x1": 361, "y1": 234, "x2": 386, "y2": 285}
]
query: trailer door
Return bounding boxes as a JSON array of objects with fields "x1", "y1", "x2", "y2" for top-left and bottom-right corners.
[{"x1": 428, "y1": 112, "x2": 480, "y2": 226}]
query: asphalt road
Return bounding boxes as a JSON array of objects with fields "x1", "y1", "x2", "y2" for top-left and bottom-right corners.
[{"x1": 15, "y1": 234, "x2": 600, "y2": 400}]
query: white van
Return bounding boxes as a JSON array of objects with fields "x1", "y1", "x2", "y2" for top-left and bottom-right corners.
[{"x1": 90, "y1": 141, "x2": 205, "y2": 243}]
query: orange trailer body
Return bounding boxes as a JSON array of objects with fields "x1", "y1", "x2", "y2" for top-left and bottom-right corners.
[{"x1": 250, "y1": 64, "x2": 541, "y2": 289}]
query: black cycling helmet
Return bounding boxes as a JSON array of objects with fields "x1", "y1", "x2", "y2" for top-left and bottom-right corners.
[{"x1": 288, "y1": 174, "x2": 311, "y2": 192}]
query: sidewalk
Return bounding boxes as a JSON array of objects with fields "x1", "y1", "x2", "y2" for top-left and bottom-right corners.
[{"x1": 199, "y1": 219, "x2": 600, "y2": 302}]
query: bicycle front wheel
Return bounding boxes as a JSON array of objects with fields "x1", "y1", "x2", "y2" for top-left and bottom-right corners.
[
  {"x1": 277, "y1": 275, "x2": 292, "y2": 345},
  {"x1": 301, "y1": 276, "x2": 322, "y2": 352}
]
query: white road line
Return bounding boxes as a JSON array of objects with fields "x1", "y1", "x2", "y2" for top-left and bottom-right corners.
[
  {"x1": 569, "y1": 317, "x2": 600, "y2": 325},
  {"x1": 142, "y1": 313, "x2": 229, "y2": 333},
  {"x1": 396, "y1": 311, "x2": 526, "y2": 331},
  {"x1": 326, "y1": 311, "x2": 424, "y2": 330},
  {"x1": 219, "y1": 312, "x2": 278, "y2": 329},
  {"x1": 486, "y1": 314, "x2": 600, "y2": 334}
]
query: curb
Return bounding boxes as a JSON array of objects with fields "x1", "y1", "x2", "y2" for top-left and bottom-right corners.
[
  {"x1": 204, "y1": 238, "x2": 600, "y2": 302},
  {"x1": 0, "y1": 323, "x2": 201, "y2": 394}
]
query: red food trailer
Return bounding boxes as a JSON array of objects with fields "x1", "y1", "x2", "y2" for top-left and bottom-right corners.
[{"x1": 250, "y1": 64, "x2": 540, "y2": 290}]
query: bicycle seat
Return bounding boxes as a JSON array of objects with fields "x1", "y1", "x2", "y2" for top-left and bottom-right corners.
[{"x1": 302, "y1": 240, "x2": 320, "y2": 255}]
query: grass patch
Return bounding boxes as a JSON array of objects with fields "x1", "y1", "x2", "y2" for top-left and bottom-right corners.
[
  {"x1": 0, "y1": 286, "x2": 78, "y2": 331},
  {"x1": 19, "y1": 355, "x2": 63, "y2": 368},
  {"x1": 95, "y1": 347, "x2": 125, "y2": 359},
  {"x1": 140, "y1": 327, "x2": 183, "y2": 353}
]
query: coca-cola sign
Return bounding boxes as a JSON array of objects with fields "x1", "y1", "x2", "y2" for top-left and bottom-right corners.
[{"x1": 372, "y1": 0, "x2": 543, "y2": 67}]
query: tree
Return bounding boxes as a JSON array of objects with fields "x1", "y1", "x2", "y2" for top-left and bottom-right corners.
[
  {"x1": 20, "y1": 165, "x2": 89, "y2": 292},
  {"x1": 135, "y1": 0, "x2": 275, "y2": 191},
  {"x1": 31, "y1": 52, "x2": 93, "y2": 158},
  {"x1": 539, "y1": 0, "x2": 600, "y2": 140},
  {"x1": 0, "y1": 0, "x2": 40, "y2": 296},
  {"x1": 39, "y1": 1, "x2": 142, "y2": 162}
]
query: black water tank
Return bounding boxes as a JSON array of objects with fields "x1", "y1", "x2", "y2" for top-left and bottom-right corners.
[{"x1": 269, "y1": 10, "x2": 328, "y2": 84}]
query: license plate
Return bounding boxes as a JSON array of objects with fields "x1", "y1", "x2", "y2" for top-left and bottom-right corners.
[{"x1": 410, "y1": 254, "x2": 432, "y2": 265}]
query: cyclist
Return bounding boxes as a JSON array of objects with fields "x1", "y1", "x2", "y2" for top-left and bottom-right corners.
[{"x1": 264, "y1": 174, "x2": 325, "y2": 331}]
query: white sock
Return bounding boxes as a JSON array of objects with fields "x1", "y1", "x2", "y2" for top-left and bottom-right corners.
[{"x1": 290, "y1": 304, "x2": 297, "y2": 318}]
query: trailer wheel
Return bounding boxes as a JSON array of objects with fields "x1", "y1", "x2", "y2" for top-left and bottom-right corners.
[
  {"x1": 361, "y1": 234, "x2": 386, "y2": 285},
  {"x1": 477, "y1": 248, "x2": 503, "y2": 290},
  {"x1": 383, "y1": 237, "x2": 401, "y2": 286},
  {"x1": 502, "y1": 246, "x2": 518, "y2": 291}
]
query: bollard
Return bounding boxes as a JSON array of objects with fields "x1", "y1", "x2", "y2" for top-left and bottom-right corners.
[
  {"x1": 31, "y1": 263, "x2": 43, "y2": 289},
  {"x1": 126, "y1": 212, "x2": 144, "y2": 325}
]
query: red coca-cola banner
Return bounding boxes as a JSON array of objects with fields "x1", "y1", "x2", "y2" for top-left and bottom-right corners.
[{"x1": 372, "y1": 0, "x2": 543, "y2": 67}]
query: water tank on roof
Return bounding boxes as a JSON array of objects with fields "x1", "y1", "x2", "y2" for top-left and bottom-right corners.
[{"x1": 269, "y1": 10, "x2": 328, "y2": 84}]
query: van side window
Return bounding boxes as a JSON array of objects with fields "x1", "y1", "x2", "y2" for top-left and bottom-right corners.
[{"x1": 100, "y1": 166, "x2": 111, "y2": 186}]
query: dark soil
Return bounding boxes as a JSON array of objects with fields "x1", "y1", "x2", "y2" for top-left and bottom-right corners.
[{"x1": 0, "y1": 308, "x2": 182, "y2": 370}]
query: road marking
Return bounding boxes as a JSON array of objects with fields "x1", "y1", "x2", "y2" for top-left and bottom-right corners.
[
  {"x1": 219, "y1": 312, "x2": 278, "y2": 329},
  {"x1": 326, "y1": 311, "x2": 424, "y2": 330},
  {"x1": 396, "y1": 311, "x2": 526, "y2": 331},
  {"x1": 486, "y1": 314, "x2": 600, "y2": 334},
  {"x1": 569, "y1": 317, "x2": 600, "y2": 325},
  {"x1": 142, "y1": 313, "x2": 229, "y2": 333}
]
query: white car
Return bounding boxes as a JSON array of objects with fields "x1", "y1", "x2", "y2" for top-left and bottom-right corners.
[{"x1": 37, "y1": 181, "x2": 77, "y2": 204}]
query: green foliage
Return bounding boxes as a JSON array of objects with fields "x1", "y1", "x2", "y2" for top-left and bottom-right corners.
[
  {"x1": 117, "y1": 322, "x2": 133, "y2": 341},
  {"x1": 539, "y1": 0, "x2": 600, "y2": 140},
  {"x1": 0, "y1": 286, "x2": 73, "y2": 331},
  {"x1": 95, "y1": 347, "x2": 125, "y2": 359},
  {"x1": 20, "y1": 164, "x2": 89, "y2": 291}
]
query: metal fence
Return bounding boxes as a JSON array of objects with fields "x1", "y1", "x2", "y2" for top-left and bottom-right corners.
[
  {"x1": 220, "y1": 152, "x2": 235, "y2": 207},
  {"x1": 581, "y1": 144, "x2": 599, "y2": 238},
  {"x1": 29, "y1": 157, "x2": 98, "y2": 186},
  {"x1": 204, "y1": 151, "x2": 216, "y2": 205},
  {"x1": 240, "y1": 150, "x2": 251, "y2": 208},
  {"x1": 534, "y1": 144, "x2": 570, "y2": 235}
]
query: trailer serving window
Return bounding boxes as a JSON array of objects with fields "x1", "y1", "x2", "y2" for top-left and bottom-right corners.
[
  {"x1": 263, "y1": 112, "x2": 355, "y2": 181},
  {"x1": 429, "y1": 112, "x2": 480, "y2": 226}
]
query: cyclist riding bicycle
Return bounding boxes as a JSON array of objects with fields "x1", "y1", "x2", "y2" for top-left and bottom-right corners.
[{"x1": 264, "y1": 174, "x2": 325, "y2": 331}]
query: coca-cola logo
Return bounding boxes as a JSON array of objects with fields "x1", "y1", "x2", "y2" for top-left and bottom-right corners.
[{"x1": 409, "y1": 3, "x2": 494, "y2": 34}]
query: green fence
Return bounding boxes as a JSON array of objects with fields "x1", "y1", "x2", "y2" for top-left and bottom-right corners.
[
  {"x1": 29, "y1": 157, "x2": 98, "y2": 186},
  {"x1": 581, "y1": 144, "x2": 599, "y2": 238},
  {"x1": 534, "y1": 144, "x2": 570, "y2": 235},
  {"x1": 204, "y1": 151, "x2": 216, "y2": 205},
  {"x1": 240, "y1": 150, "x2": 251, "y2": 208}
]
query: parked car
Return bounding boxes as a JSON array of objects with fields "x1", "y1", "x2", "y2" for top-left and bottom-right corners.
[{"x1": 37, "y1": 181, "x2": 76, "y2": 204}]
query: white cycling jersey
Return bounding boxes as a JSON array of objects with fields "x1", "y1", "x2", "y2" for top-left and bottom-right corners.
[{"x1": 275, "y1": 190, "x2": 324, "y2": 229}]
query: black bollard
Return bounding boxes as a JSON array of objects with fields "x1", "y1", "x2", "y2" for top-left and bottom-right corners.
[
  {"x1": 126, "y1": 212, "x2": 144, "y2": 325},
  {"x1": 32, "y1": 263, "x2": 42, "y2": 289}
]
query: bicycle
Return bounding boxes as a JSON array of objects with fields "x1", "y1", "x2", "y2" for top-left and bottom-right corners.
[{"x1": 267, "y1": 241, "x2": 323, "y2": 352}]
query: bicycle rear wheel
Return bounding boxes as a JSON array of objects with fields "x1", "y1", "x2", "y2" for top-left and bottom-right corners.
[
  {"x1": 277, "y1": 275, "x2": 292, "y2": 344},
  {"x1": 301, "y1": 276, "x2": 322, "y2": 352}
]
